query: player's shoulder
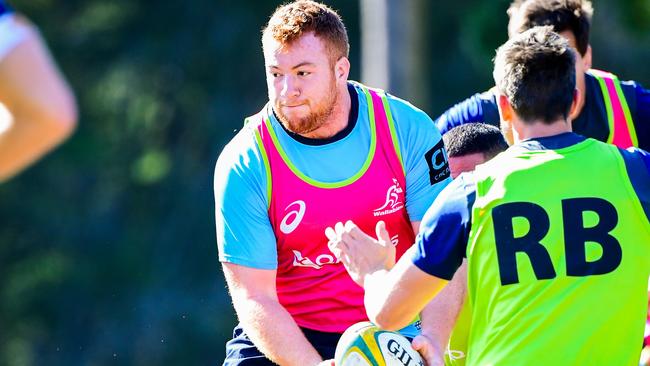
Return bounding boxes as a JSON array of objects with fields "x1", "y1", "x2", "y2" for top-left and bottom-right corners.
[
  {"x1": 587, "y1": 69, "x2": 646, "y2": 95},
  {"x1": 420, "y1": 172, "x2": 476, "y2": 230},
  {"x1": 215, "y1": 112, "x2": 265, "y2": 176},
  {"x1": 619, "y1": 146, "x2": 650, "y2": 170},
  {"x1": 351, "y1": 82, "x2": 441, "y2": 145},
  {"x1": 378, "y1": 91, "x2": 442, "y2": 146},
  {"x1": 439, "y1": 172, "x2": 477, "y2": 204},
  {"x1": 434, "y1": 89, "x2": 500, "y2": 134},
  {"x1": 619, "y1": 78, "x2": 649, "y2": 101},
  {"x1": 449, "y1": 90, "x2": 499, "y2": 120},
  {"x1": 471, "y1": 147, "x2": 513, "y2": 181},
  {"x1": 385, "y1": 91, "x2": 433, "y2": 126},
  {"x1": 350, "y1": 81, "x2": 433, "y2": 125}
]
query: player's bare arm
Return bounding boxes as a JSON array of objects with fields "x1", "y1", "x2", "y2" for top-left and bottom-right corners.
[{"x1": 222, "y1": 263, "x2": 324, "y2": 366}]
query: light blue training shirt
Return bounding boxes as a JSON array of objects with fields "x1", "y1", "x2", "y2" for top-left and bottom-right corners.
[{"x1": 214, "y1": 82, "x2": 451, "y2": 269}]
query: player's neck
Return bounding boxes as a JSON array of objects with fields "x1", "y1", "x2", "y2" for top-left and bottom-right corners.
[
  {"x1": 301, "y1": 83, "x2": 351, "y2": 139},
  {"x1": 513, "y1": 118, "x2": 572, "y2": 143}
]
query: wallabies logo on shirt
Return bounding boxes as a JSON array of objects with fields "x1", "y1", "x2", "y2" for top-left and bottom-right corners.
[{"x1": 425, "y1": 139, "x2": 450, "y2": 185}]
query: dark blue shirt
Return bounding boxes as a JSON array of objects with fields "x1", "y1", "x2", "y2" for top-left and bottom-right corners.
[
  {"x1": 435, "y1": 73, "x2": 650, "y2": 151},
  {"x1": 0, "y1": 1, "x2": 12, "y2": 16},
  {"x1": 411, "y1": 133, "x2": 650, "y2": 279}
]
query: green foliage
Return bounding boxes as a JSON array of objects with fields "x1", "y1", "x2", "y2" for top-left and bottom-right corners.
[{"x1": 619, "y1": 0, "x2": 650, "y2": 35}]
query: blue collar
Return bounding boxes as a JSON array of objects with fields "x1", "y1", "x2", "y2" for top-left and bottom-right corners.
[{"x1": 517, "y1": 132, "x2": 586, "y2": 151}]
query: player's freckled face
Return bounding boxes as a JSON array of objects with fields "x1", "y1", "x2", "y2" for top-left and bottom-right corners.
[{"x1": 263, "y1": 32, "x2": 339, "y2": 135}]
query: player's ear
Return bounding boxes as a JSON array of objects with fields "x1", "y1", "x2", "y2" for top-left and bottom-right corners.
[
  {"x1": 497, "y1": 94, "x2": 515, "y2": 145},
  {"x1": 334, "y1": 56, "x2": 350, "y2": 82},
  {"x1": 497, "y1": 94, "x2": 514, "y2": 122}
]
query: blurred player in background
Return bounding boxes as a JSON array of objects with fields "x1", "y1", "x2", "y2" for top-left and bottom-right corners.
[
  {"x1": 443, "y1": 124, "x2": 508, "y2": 180},
  {"x1": 435, "y1": 0, "x2": 650, "y2": 151},
  {"x1": 0, "y1": 1, "x2": 77, "y2": 182}
]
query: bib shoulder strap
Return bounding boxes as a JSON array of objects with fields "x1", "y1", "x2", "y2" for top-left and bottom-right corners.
[{"x1": 587, "y1": 69, "x2": 637, "y2": 148}]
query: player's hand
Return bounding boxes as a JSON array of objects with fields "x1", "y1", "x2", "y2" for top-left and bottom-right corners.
[
  {"x1": 411, "y1": 334, "x2": 445, "y2": 366},
  {"x1": 325, "y1": 220, "x2": 395, "y2": 287}
]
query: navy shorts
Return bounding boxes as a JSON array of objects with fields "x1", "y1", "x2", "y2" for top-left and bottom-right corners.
[{"x1": 223, "y1": 324, "x2": 342, "y2": 365}]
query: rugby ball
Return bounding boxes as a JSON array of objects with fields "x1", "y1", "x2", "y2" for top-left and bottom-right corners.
[{"x1": 335, "y1": 321, "x2": 424, "y2": 366}]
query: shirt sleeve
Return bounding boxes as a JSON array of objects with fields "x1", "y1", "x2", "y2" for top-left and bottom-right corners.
[
  {"x1": 411, "y1": 173, "x2": 476, "y2": 280},
  {"x1": 387, "y1": 94, "x2": 451, "y2": 222},
  {"x1": 214, "y1": 129, "x2": 278, "y2": 269},
  {"x1": 433, "y1": 91, "x2": 500, "y2": 135},
  {"x1": 619, "y1": 146, "x2": 650, "y2": 222},
  {"x1": 627, "y1": 80, "x2": 650, "y2": 151}
]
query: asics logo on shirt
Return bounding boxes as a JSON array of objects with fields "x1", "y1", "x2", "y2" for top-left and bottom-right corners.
[
  {"x1": 280, "y1": 200, "x2": 306, "y2": 234},
  {"x1": 374, "y1": 178, "x2": 404, "y2": 217},
  {"x1": 292, "y1": 250, "x2": 340, "y2": 269}
]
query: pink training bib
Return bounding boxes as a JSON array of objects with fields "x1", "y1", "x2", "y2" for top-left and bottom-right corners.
[
  {"x1": 252, "y1": 84, "x2": 415, "y2": 332},
  {"x1": 589, "y1": 69, "x2": 638, "y2": 148}
]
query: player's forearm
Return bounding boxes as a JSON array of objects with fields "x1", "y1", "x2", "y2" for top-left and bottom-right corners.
[
  {"x1": 234, "y1": 295, "x2": 323, "y2": 366},
  {"x1": 419, "y1": 261, "x2": 467, "y2": 353},
  {"x1": 364, "y1": 256, "x2": 449, "y2": 332},
  {"x1": 363, "y1": 269, "x2": 417, "y2": 331}
]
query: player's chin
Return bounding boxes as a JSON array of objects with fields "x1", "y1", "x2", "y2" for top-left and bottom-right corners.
[
  {"x1": 283, "y1": 111, "x2": 304, "y2": 124},
  {"x1": 287, "y1": 116, "x2": 319, "y2": 134},
  {"x1": 286, "y1": 110, "x2": 312, "y2": 125}
]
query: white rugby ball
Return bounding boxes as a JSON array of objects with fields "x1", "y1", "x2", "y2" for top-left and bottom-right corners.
[{"x1": 335, "y1": 321, "x2": 424, "y2": 366}]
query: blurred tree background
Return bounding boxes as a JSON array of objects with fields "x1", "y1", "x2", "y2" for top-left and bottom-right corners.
[{"x1": 0, "y1": 0, "x2": 648, "y2": 365}]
